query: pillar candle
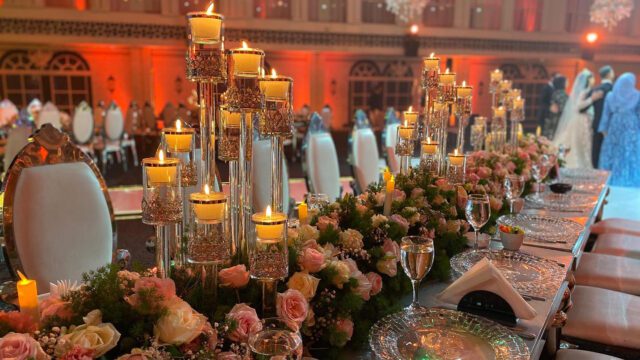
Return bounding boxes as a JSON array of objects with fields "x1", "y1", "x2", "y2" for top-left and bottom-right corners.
[
  {"x1": 163, "y1": 120, "x2": 195, "y2": 153},
  {"x1": 383, "y1": 176, "x2": 394, "y2": 216},
  {"x1": 439, "y1": 68, "x2": 456, "y2": 84},
  {"x1": 16, "y1": 271, "x2": 38, "y2": 321},
  {"x1": 187, "y1": 3, "x2": 224, "y2": 44},
  {"x1": 403, "y1": 106, "x2": 419, "y2": 126},
  {"x1": 448, "y1": 148, "x2": 465, "y2": 166},
  {"x1": 259, "y1": 68, "x2": 292, "y2": 100},
  {"x1": 298, "y1": 202, "x2": 308, "y2": 223},
  {"x1": 253, "y1": 206, "x2": 286, "y2": 241},
  {"x1": 421, "y1": 139, "x2": 439, "y2": 154}
]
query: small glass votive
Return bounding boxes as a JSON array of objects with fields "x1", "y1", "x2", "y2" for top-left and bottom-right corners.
[
  {"x1": 438, "y1": 70, "x2": 456, "y2": 104},
  {"x1": 420, "y1": 138, "x2": 439, "y2": 173},
  {"x1": 250, "y1": 207, "x2": 288, "y2": 280},
  {"x1": 142, "y1": 151, "x2": 182, "y2": 225},
  {"x1": 229, "y1": 42, "x2": 265, "y2": 78},
  {"x1": 188, "y1": 185, "x2": 230, "y2": 265},
  {"x1": 218, "y1": 108, "x2": 253, "y2": 161},
  {"x1": 447, "y1": 150, "x2": 466, "y2": 185},
  {"x1": 162, "y1": 120, "x2": 197, "y2": 187},
  {"x1": 396, "y1": 124, "x2": 417, "y2": 156},
  {"x1": 187, "y1": 6, "x2": 223, "y2": 45}
]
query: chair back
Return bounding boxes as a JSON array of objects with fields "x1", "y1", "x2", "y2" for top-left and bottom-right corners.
[
  {"x1": 252, "y1": 138, "x2": 290, "y2": 214},
  {"x1": 142, "y1": 103, "x2": 155, "y2": 130},
  {"x1": 161, "y1": 103, "x2": 176, "y2": 124},
  {"x1": 352, "y1": 127, "x2": 380, "y2": 192},
  {"x1": 0, "y1": 99, "x2": 19, "y2": 127},
  {"x1": 72, "y1": 101, "x2": 94, "y2": 145},
  {"x1": 3, "y1": 127, "x2": 31, "y2": 172},
  {"x1": 3, "y1": 125, "x2": 115, "y2": 293},
  {"x1": 385, "y1": 123, "x2": 400, "y2": 173},
  {"x1": 125, "y1": 103, "x2": 140, "y2": 134},
  {"x1": 36, "y1": 102, "x2": 61, "y2": 129},
  {"x1": 104, "y1": 104, "x2": 125, "y2": 141},
  {"x1": 306, "y1": 132, "x2": 341, "y2": 201}
]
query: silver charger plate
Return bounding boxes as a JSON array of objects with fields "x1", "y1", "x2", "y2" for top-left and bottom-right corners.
[
  {"x1": 525, "y1": 192, "x2": 596, "y2": 211},
  {"x1": 497, "y1": 214, "x2": 583, "y2": 244},
  {"x1": 560, "y1": 168, "x2": 608, "y2": 181},
  {"x1": 450, "y1": 249, "x2": 565, "y2": 298},
  {"x1": 370, "y1": 308, "x2": 530, "y2": 360}
]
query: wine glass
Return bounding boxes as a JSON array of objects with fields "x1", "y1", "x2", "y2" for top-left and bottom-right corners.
[
  {"x1": 307, "y1": 193, "x2": 329, "y2": 211},
  {"x1": 531, "y1": 155, "x2": 551, "y2": 199},
  {"x1": 504, "y1": 175, "x2": 525, "y2": 213},
  {"x1": 465, "y1": 194, "x2": 491, "y2": 252},
  {"x1": 400, "y1": 236, "x2": 434, "y2": 311},
  {"x1": 248, "y1": 318, "x2": 303, "y2": 360}
]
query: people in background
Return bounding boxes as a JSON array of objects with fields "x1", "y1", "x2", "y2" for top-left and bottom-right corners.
[
  {"x1": 543, "y1": 75, "x2": 568, "y2": 139},
  {"x1": 591, "y1": 65, "x2": 615, "y2": 168},
  {"x1": 367, "y1": 83, "x2": 384, "y2": 130},
  {"x1": 321, "y1": 104, "x2": 332, "y2": 130},
  {"x1": 598, "y1": 73, "x2": 640, "y2": 187},
  {"x1": 538, "y1": 72, "x2": 557, "y2": 128}
]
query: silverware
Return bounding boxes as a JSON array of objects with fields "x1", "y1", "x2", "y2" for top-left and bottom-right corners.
[{"x1": 521, "y1": 293, "x2": 546, "y2": 302}]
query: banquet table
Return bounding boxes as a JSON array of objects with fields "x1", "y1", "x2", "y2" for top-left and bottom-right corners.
[{"x1": 354, "y1": 173, "x2": 610, "y2": 360}]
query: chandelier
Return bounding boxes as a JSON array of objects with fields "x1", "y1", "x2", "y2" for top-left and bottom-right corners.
[
  {"x1": 590, "y1": 0, "x2": 634, "y2": 31},
  {"x1": 385, "y1": 0, "x2": 429, "y2": 23}
]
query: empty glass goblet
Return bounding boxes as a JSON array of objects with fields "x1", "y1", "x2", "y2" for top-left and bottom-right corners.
[{"x1": 248, "y1": 317, "x2": 303, "y2": 360}]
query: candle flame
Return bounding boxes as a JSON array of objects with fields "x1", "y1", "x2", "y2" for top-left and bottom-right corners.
[
  {"x1": 158, "y1": 149, "x2": 165, "y2": 162},
  {"x1": 454, "y1": 148, "x2": 459, "y2": 156},
  {"x1": 271, "y1": 68, "x2": 277, "y2": 78},
  {"x1": 445, "y1": 68, "x2": 450, "y2": 74},
  {"x1": 403, "y1": 120, "x2": 408, "y2": 127},
  {"x1": 430, "y1": 52, "x2": 435, "y2": 58},
  {"x1": 204, "y1": 184, "x2": 210, "y2": 194},
  {"x1": 266, "y1": 205, "x2": 272, "y2": 218},
  {"x1": 408, "y1": 105, "x2": 413, "y2": 112},
  {"x1": 242, "y1": 41, "x2": 249, "y2": 49},
  {"x1": 176, "y1": 119, "x2": 182, "y2": 131},
  {"x1": 206, "y1": 2, "x2": 214, "y2": 14},
  {"x1": 17, "y1": 270, "x2": 28, "y2": 283},
  {"x1": 462, "y1": 80, "x2": 466, "y2": 87},
  {"x1": 427, "y1": 137, "x2": 431, "y2": 144}
]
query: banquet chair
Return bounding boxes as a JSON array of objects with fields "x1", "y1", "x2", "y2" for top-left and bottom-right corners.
[
  {"x1": 555, "y1": 349, "x2": 622, "y2": 360},
  {"x1": 36, "y1": 101, "x2": 62, "y2": 129},
  {"x1": 2, "y1": 124, "x2": 115, "y2": 293},
  {"x1": 0, "y1": 99, "x2": 19, "y2": 128},
  {"x1": 3, "y1": 127, "x2": 31, "y2": 175},
  {"x1": 592, "y1": 233, "x2": 640, "y2": 259},
  {"x1": 101, "y1": 102, "x2": 128, "y2": 173},
  {"x1": 252, "y1": 138, "x2": 291, "y2": 215},
  {"x1": 563, "y1": 285, "x2": 640, "y2": 356},
  {"x1": 142, "y1": 102, "x2": 156, "y2": 131},
  {"x1": 573, "y1": 252, "x2": 640, "y2": 296},
  {"x1": 27, "y1": 98, "x2": 42, "y2": 122},
  {"x1": 591, "y1": 218, "x2": 640, "y2": 237},
  {"x1": 350, "y1": 110, "x2": 385, "y2": 193},
  {"x1": 303, "y1": 113, "x2": 341, "y2": 201},
  {"x1": 71, "y1": 101, "x2": 96, "y2": 160},
  {"x1": 382, "y1": 108, "x2": 401, "y2": 174}
]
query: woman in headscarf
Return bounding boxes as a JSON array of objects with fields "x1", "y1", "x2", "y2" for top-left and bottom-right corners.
[{"x1": 598, "y1": 73, "x2": 640, "y2": 187}]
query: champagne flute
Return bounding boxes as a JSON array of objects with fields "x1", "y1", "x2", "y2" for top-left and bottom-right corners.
[
  {"x1": 248, "y1": 318, "x2": 303, "y2": 360},
  {"x1": 307, "y1": 193, "x2": 329, "y2": 211},
  {"x1": 400, "y1": 236, "x2": 434, "y2": 311},
  {"x1": 504, "y1": 174, "x2": 525, "y2": 213},
  {"x1": 465, "y1": 194, "x2": 491, "y2": 252}
]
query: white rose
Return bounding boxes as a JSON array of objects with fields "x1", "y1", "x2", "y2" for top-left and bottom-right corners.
[
  {"x1": 55, "y1": 310, "x2": 121, "y2": 357},
  {"x1": 298, "y1": 224, "x2": 319, "y2": 242},
  {"x1": 154, "y1": 299, "x2": 207, "y2": 345},
  {"x1": 287, "y1": 272, "x2": 320, "y2": 300},
  {"x1": 371, "y1": 214, "x2": 388, "y2": 228},
  {"x1": 328, "y1": 260, "x2": 350, "y2": 288},
  {"x1": 287, "y1": 227, "x2": 300, "y2": 246},
  {"x1": 339, "y1": 229, "x2": 364, "y2": 250}
]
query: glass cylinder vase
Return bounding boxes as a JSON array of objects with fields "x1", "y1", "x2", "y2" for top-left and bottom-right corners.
[
  {"x1": 250, "y1": 208, "x2": 288, "y2": 280},
  {"x1": 142, "y1": 153, "x2": 182, "y2": 225}
]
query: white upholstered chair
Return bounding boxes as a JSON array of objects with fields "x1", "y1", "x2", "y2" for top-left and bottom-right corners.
[
  {"x1": 304, "y1": 113, "x2": 341, "y2": 201},
  {"x1": 71, "y1": 101, "x2": 95, "y2": 159},
  {"x1": 574, "y1": 252, "x2": 640, "y2": 296},
  {"x1": 352, "y1": 126, "x2": 383, "y2": 193},
  {"x1": 252, "y1": 138, "x2": 291, "y2": 215},
  {"x1": 3, "y1": 127, "x2": 32, "y2": 174},
  {"x1": 3, "y1": 125, "x2": 115, "y2": 293},
  {"x1": 385, "y1": 123, "x2": 400, "y2": 174},
  {"x1": 0, "y1": 99, "x2": 19, "y2": 127},
  {"x1": 101, "y1": 103, "x2": 128, "y2": 172},
  {"x1": 592, "y1": 233, "x2": 640, "y2": 259},
  {"x1": 36, "y1": 101, "x2": 61, "y2": 129}
]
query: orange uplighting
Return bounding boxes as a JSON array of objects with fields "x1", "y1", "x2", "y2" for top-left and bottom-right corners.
[
  {"x1": 410, "y1": 24, "x2": 419, "y2": 34},
  {"x1": 586, "y1": 32, "x2": 598, "y2": 44}
]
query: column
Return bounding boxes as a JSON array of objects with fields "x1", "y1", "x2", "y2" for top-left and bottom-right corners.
[
  {"x1": 453, "y1": 0, "x2": 469, "y2": 29},
  {"x1": 541, "y1": 0, "x2": 567, "y2": 33},
  {"x1": 310, "y1": 52, "x2": 324, "y2": 111},
  {"x1": 501, "y1": 0, "x2": 515, "y2": 31},
  {"x1": 348, "y1": 0, "x2": 362, "y2": 24},
  {"x1": 630, "y1": 5, "x2": 640, "y2": 36}
]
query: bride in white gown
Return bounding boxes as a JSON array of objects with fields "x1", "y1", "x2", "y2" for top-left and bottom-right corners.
[{"x1": 553, "y1": 69, "x2": 600, "y2": 168}]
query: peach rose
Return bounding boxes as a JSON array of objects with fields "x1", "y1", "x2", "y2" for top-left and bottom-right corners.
[
  {"x1": 330, "y1": 318, "x2": 354, "y2": 347},
  {"x1": 382, "y1": 239, "x2": 400, "y2": 262},
  {"x1": 116, "y1": 349, "x2": 152, "y2": 360},
  {"x1": 298, "y1": 247, "x2": 325, "y2": 273},
  {"x1": 0, "y1": 333, "x2": 49, "y2": 360},
  {"x1": 351, "y1": 271, "x2": 372, "y2": 301},
  {"x1": 456, "y1": 186, "x2": 468, "y2": 210},
  {"x1": 276, "y1": 289, "x2": 309, "y2": 328},
  {"x1": 218, "y1": 265, "x2": 250, "y2": 288},
  {"x1": 59, "y1": 346, "x2": 94, "y2": 360},
  {"x1": 287, "y1": 272, "x2": 320, "y2": 300},
  {"x1": 226, "y1": 304, "x2": 261, "y2": 342},
  {"x1": 127, "y1": 277, "x2": 176, "y2": 309},
  {"x1": 477, "y1": 166, "x2": 492, "y2": 179},
  {"x1": 376, "y1": 257, "x2": 397, "y2": 277},
  {"x1": 366, "y1": 272, "x2": 383, "y2": 296},
  {"x1": 316, "y1": 216, "x2": 339, "y2": 232}
]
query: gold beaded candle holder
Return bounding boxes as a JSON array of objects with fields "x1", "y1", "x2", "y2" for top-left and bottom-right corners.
[
  {"x1": 396, "y1": 123, "x2": 417, "y2": 175},
  {"x1": 438, "y1": 69, "x2": 456, "y2": 104},
  {"x1": 420, "y1": 137, "x2": 439, "y2": 174},
  {"x1": 447, "y1": 149, "x2": 467, "y2": 185},
  {"x1": 185, "y1": 5, "x2": 226, "y2": 82},
  {"x1": 259, "y1": 70, "x2": 294, "y2": 136},
  {"x1": 162, "y1": 120, "x2": 197, "y2": 187},
  {"x1": 499, "y1": 80, "x2": 512, "y2": 107},
  {"x1": 188, "y1": 184, "x2": 230, "y2": 265}
]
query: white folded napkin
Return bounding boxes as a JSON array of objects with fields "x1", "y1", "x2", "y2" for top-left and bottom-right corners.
[{"x1": 437, "y1": 258, "x2": 537, "y2": 320}]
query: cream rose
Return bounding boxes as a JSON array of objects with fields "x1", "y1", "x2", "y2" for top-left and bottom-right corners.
[
  {"x1": 55, "y1": 310, "x2": 120, "y2": 358},
  {"x1": 287, "y1": 272, "x2": 320, "y2": 300},
  {"x1": 371, "y1": 214, "x2": 388, "y2": 228},
  {"x1": 154, "y1": 299, "x2": 207, "y2": 345},
  {"x1": 340, "y1": 229, "x2": 364, "y2": 250},
  {"x1": 351, "y1": 271, "x2": 372, "y2": 301},
  {"x1": 0, "y1": 333, "x2": 49, "y2": 360},
  {"x1": 327, "y1": 260, "x2": 350, "y2": 288},
  {"x1": 298, "y1": 224, "x2": 319, "y2": 242}
]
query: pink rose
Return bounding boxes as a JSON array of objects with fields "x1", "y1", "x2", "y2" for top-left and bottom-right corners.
[
  {"x1": 468, "y1": 173, "x2": 480, "y2": 183},
  {"x1": 218, "y1": 265, "x2": 250, "y2": 288},
  {"x1": 116, "y1": 351, "x2": 149, "y2": 360},
  {"x1": 477, "y1": 166, "x2": 492, "y2": 179},
  {"x1": 299, "y1": 247, "x2": 325, "y2": 273},
  {"x1": 276, "y1": 289, "x2": 309, "y2": 328},
  {"x1": 316, "y1": 216, "x2": 339, "y2": 232},
  {"x1": 506, "y1": 161, "x2": 516, "y2": 172},
  {"x1": 335, "y1": 318, "x2": 354, "y2": 340},
  {"x1": 355, "y1": 203, "x2": 368, "y2": 215},
  {"x1": 59, "y1": 346, "x2": 94, "y2": 360},
  {"x1": 410, "y1": 188, "x2": 424, "y2": 199},
  {"x1": 392, "y1": 189, "x2": 406, "y2": 202},
  {"x1": 127, "y1": 277, "x2": 176, "y2": 308},
  {"x1": 0, "y1": 333, "x2": 49, "y2": 360},
  {"x1": 390, "y1": 214, "x2": 409, "y2": 233},
  {"x1": 366, "y1": 272, "x2": 383, "y2": 296},
  {"x1": 226, "y1": 304, "x2": 261, "y2": 342},
  {"x1": 376, "y1": 258, "x2": 397, "y2": 277},
  {"x1": 382, "y1": 239, "x2": 400, "y2": 261},
  {"x1": 342, "y1": 258, "x2": 359, "y2": 274},
  {"x1": 351, "y1": 271, "x2": 372, "y2": 301},
  {"x1": 40, "y1": 296, "x2": 73, "y2": 322}
]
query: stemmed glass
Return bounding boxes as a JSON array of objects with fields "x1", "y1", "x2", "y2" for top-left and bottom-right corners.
[
  {"x1": 504, "y1": 174, "x2": 525, "y2": 213},
  {"x1": 400, "y1": 236, "x2": 434, "y2": 311},
  {"x1": 307, "y1": 193, "x2": 330, "y2": 210},
  {"x1": 531, "y1": 155, "x2": 551, "y2": 199},
  {"x1": 248, "y1": 317, "x2": 303, "y2": 360},
  {"x1": 465, "y1": 194, "x2": 491, "y2": 252}
]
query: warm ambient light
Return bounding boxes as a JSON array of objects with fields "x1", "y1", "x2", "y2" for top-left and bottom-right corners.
[
  {"x1": 206, "y1": 2, "x2": 214, "y2": 14},
  {"x1": 271, "y1": 68, "x2": 277, "y2": 78},
  {"x1": 445, "y1": 68, "x2": 450, "y2": 74},
  {"x1": 410, "y1": 24, "x2": 419, "y2": 34},
  {"x1": 586, "y1": 32, "x2": 598, "y2": 44}
]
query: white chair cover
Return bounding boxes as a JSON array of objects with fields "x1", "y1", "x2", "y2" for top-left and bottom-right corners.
[
  {"x1": 27, "y1": 98, "x2": 42, "y2": 118},
  {"x1": 72, "y1": 101, "x2": 94, "y2": 145},
  {"x1": 575, "y1": 252, "x2": 640, "y2": 295},
  {"x1": 593, "y1": 233, "x2": 640, "y2": 260},
  {"x1": 564, "y1": 285, "x2": 640, "y2": 349},
  {"x1": 306, "y1": 132, "x2": 341, "y2": 201},
  {"x1": 352, "y1": 127, "x2": 381, "y2": 192},
  {"x1": 36, "y1": 102, "x2": 61, "y2": 129},
  {"x1": 252, "y1": 138, "x2": 290, "y2": 214},
  {"x1": 0, "y1": 99, "x2": 19, "y2": 127},
  {"x1": 3, "y1": 127, "x2": 31, "y2": 172},
  {"x1": 104, "y1": 105, "x2": 124, "y2": 141},
  {"x1": 385, "y1": 123, "x2": 400, "y2": 174},
  {"x1": 13, "y1": 162, "x2": 113, "y2": 293},
  {"x1": 556, "y1": 349, "x2": 622, "y2": 360}
]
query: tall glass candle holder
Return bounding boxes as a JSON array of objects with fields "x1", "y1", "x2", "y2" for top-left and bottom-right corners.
[
  {"x1": 188, "y1": 184, "x2": 230, "y2": 265},
  {"x1": 162, "y1": 120, "x2": 197, "y2": 187},
  {"x1": 455, "y1": 81, "x2": 473, "y2": 151},
  {"x1": 420, "y1": 137, "x2": 439, "y2": 174},
  {"x1": 490, "y1": 69, "x2": 503, "y2": 108},
  {"x1": 187, "y1": 4, "x2": 223, "y2": 45},
  {"x1": 492, "y1": 106, "x2": 507, "y2": 152},
  {"x1": 471, "y1": 116, "x2": 487, "y2": 151},
  {"x1": 438, "y1": 69, "x2": 456, "y2": 104},
  {"x1": 142, "y1": 151, "x2": 182, "y2": 278},
  {"x1": 396, "y1": 123, "x2": 417, "y2": 174},
  {"x1": 510, "y1": 97, "x2": 525, "y2": 152},
  {"x1": 499, "y1": 80, "x2": 512, "y2": 106},
  {"x1": 447, "y1": 149, "x2": 466, "y2": 185}
]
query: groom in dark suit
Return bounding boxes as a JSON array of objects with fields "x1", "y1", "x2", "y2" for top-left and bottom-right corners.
[
  {"x1": 592, "y1": 66, "x2": 615, "y2": 168},
  {"x1": 537, "y1": 73, "x2": 557, "y2": 128}
]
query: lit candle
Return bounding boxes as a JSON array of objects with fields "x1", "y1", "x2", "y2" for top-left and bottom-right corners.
[
  {"x1": 517, "y1": 123, "x2": 524, "y2": 140},
  {"x1": 222, "y1": 109, "x2": 242, "y2": 128},
  {"x1": 512, "y1": 96, "x2": 525, "y2": 111},
  {"x1": 456, "y1": 81, "x2": 473, "y2": 98},
  {"x1": 536, "y1": 126, "x2": 542, "y2": 137},
  {"x1": 190, "y1": 184, "x2": 226, "y2": 223},
  {"x1": 230, "y1": 41, "x2": 264, "y2": 77},
  {"x1": 510, "y1": 88, "x2": 522, "y2": 101},
  {"x1": 252, "y1": 206, "x2": 287, "y2": 241},
  {"x1": 493, "y1": 106, "x2": 506, "y2": 119},
  {"x1": 421, "y1": 137, "x2": 438, "y2": 155},
  {"x1": 475, "y1": 116, "x2": 487, "y2": 127},
  {"x1": 383, "y1": 167, "x2": 392, "y2": 183},
  {"x1": 298, "y1": 202, "x2": 308, "y2": 223},
  {"x1": 500, "y1": 79, "x2": 512, "y2": 92},
  {"x1": 448, "y1": 148, "x2": 465, "y2": 166},
  {"x1": 423, "y1": 53, "x2": 440, "y2": 71},
  {"x1": 403, "y1": 106, "x2": 419, "y2": 126},
  {"x1": 386, "y1": 176, "x2": 395, "y2": 193},
  {"x1": 439, "y1": 68, "x2": 456, "y2": 84},
  {"x1": 383, "y1": 176, "x2": 394, "y2": 216},
  {"x1": 16, "y1": 271, "x2": 38, "y2": 321},
  {"x1": 398, "y1": 122, "x2": 415, "y2": 140},
  {"x1": 187, "y1": 3, "x2": 224, "y2": 45},
  {"x1": 163, "y1": 119, "x2": 195, "y2": 153},
  {"x1": 259, "y1": 68, "x2": 292, "y2": 100},
  {"x1": 143, "y1": 150, "x2": 179, "y2": 185},
  {"x1": 491, "y1": 69, "x2": 503, "y2": 83}
]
